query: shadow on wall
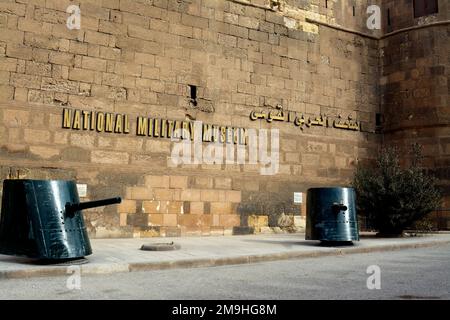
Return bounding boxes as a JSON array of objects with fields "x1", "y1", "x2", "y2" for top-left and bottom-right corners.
[{"x1": 238, "y1": 190, "x2": 303, "y2": 227}]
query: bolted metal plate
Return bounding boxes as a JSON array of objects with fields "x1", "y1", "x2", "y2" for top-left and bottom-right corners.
[{"x1": 306, "y1": 187, "x2": 359, "y2": 242}]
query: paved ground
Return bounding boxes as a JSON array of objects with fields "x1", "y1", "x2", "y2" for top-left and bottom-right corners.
[
  {"x1": 1, "y1": 233, "x2": 450, "y2": 278},
  {"x1": 0, "y1": 244, "x2": 449, "y2": 300}
]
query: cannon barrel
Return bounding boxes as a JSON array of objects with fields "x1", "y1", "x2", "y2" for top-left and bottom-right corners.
[{"x1": 65, "y1": 197, "x2": 122, "y2": 214}]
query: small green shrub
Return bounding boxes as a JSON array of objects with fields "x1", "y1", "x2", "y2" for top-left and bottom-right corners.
[
  {"x1": 409, "y1": 214, "x2": 435, "y2": 232},
  {"x1": 353, "y1": 143, "x2": 441, "y2": 235}
]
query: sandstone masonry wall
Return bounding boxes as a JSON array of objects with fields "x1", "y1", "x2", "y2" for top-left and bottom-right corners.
[
  {"x1": 380, "y1": 0, "x2": 450, "y2": 210},
  {"x1": 1, "y1": 0, "x2": 380, "y2": 237}
]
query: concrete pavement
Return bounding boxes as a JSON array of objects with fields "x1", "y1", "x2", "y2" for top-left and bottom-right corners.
[
  {"x1": 3, "y1": 244, "x2": 449, "y2": 299},
  {"x1": 1, "y1": 232, "x2": 450, "y2": 279}
]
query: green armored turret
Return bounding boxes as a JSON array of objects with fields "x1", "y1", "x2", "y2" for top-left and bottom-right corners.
[
  {"x1": 0, "y1": 179, "x2": 121, "y2": 261},
  {"x1": 306, "y1": 187, "x2": 359, "y2": 244}
]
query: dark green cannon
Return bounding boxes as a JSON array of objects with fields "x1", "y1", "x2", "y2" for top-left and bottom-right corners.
[
  {"x1": 306, "y1": 187, "x2": 359, "y2": 243},
  {"x1": 0, "y1": 179, "x2": 121, "y2": 260}
]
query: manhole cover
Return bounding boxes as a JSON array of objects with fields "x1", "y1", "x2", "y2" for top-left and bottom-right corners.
[{"x1": 140, "y1": 242, "x2": 181, "y2": 251}]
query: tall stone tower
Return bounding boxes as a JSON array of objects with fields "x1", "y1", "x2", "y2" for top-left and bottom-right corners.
[{"x1": 380, "y1": 0, "x2": 450, "y2": 213}]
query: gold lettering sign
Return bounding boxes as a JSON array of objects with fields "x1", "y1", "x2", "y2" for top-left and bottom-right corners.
[
  {"x1": 249, "y1": 105, "x2": 361, "y2": 131},
  {"x1": 62, "y1": 109, "x2": 130, "y2": 134},
  {"x1": 62, "y1": 108, "x2": 247, "y2": 145},
  {"x1": 136, "y1": 117, "x2": 148, "y2": 136}
]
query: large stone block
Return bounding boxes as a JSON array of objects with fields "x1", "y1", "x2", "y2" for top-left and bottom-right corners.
[
  {"x1": 69, "y1": 68, "x2": 95, "y2": 83},
  {"x1": 115, "y1": 137, "x2": 144, "y2": 152},
  {"x1": 41, "y1": 78, "x2": 79, "y2": 94},
  {"x1": 0, "y1": 57, "x2": 17, "y2": 72},
  {"x1": 91, "y1": 85, "x2": 126, "y2": 100},
  {"x1": 169, "y1": 23, "x2": 192, "y2": 37},
  {"x1": 100, "y1": 47, "x2": 122, "y2": 61},
  {"x1": 189, "y1": 201, "x2": 204, "y2": 214},
  {"x1": 128, "y1": 186, "x2": 152, "y2": 200},
  {"x1": 163, "y1": 214, "x2": 178, "y2": 226},
  {"x1": 29, "y1": 146, "x2": 60, "y2": 159},
  {"x1": 219, "y1": 214, "x2": 240, "y2": 228},
  {"x1": 178, "y1": 214, "x2": 202, "y2": 228},
  {"x1": 118, "y1": 199, "x2": 137, "y2": 213},
  {"x1": 115, "y1": 62, "x2": 142, "y2": 77},
  {"x1": 82, "y1": 56, "x2": 107, "y2": 72},
  {"x1": 144, "y1": 175, "x2": 170, "y2": 188},
  {"x1": 120, "y1": 0, "x2": 163, "y2": 19},
  {"x1": 142, "y1": 200, "x2": 161, "y2": 214},
  {"x1": 61, "y1": 147, "x2": 91, "y2": 162},
  {"x1": 247, "y1": 215, "x2": 269, "y2": 232},
  {"x1": 2, "y1": 109, "x2": 30, "y2": 127},
  {"x1": 225, "y1": 190, "x2": 241, "y2": 203},
  {"x1": 25, "y1": 61, "x2": 51, "y2": 77},
  {"x1": 148, "y1": 213, "x2": 163, "y2": 226},
  {"x1": 69, "y1": 133, "x2": 95, "y2": 148},
  {"x1": 201, "y1": 189, "x2": 220, "y2": 201},
  {"x1": 0, "y1": 29, "x2": 24, "y2": 44},
  {"x1": 0, "y1": 2, "x2": 26, "y2": 16},
  {"x1": 49, "y1": 51, "x2": 74, "y2": 66},
  {"x1": 193, "y1": 176, "x2": 213, "y2": 189},
  {"x1": 10, "y1": 73, "x2": 41, "y2": 89},
  {"x1": 24, "y1": 128, "x2": 51, "y2": 144},
  {"x1": 81, "y1": 3, "x2": 110, "y2": 20},
  {"x1": 169, "y1": 175, "x2": 188, "y2": 189},
  {"x1": 119, "y1": 213, "x2": 128, "y2": 226},
  {"x1": 180, "y1": 189, "x2": 201, "y2": 201},
  {"x1": 0, "y1": 85, "x2": 13, "y2": 101},
  {"x1": 154, "y1": 188, "x2": 174, "y2": 200},
  {"x1": 210, "y1": 202, "x2": 233, "y2": 215},
  {"x1": 91, "y1": 150, "x2": 129, "y2": 165},
  {"x1": 6, "y1": 43, "x2": 33, "y2": 60},
  {"x1": 214, "y1": 177, "x2": 232, "y2": 189},
  {"x1": 167, "y1": 201, "x2": 183, "y2": 214}
]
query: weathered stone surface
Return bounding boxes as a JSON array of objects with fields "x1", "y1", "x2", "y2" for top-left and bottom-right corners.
[
  {"x1": 59, "y1": 146, "x2": 90, "y2": 162},
  {"x1": 169, "y1": 175, "x2": 188, "y2": 189},
  {"x1": 10, "y1": 73, "x2": 41, "y2": 89},
  {"x1": 219, "y1": 214, "x2": 240, "y2": 228},
  {"x1": 127, "y1": 186, "x2": 152, "y2": 200},
  {"x1": 247, "y1": 215, "x2": 269, "y2": 233},
  {"x1": 91, "y1": 150, "x2": 129, "y2": 165},
  {"x1": 0, "y1": 85, "x2": 14, "y2": 101},
  {"x1": 29, "y1": 146, "x2": 60, "y2": 159},
  {"x1": 41, "y1": 78, "x2": 79, "y2": 94},
  {"x1": 0, "y1": 0, "x2": 445, "y2": 239}
]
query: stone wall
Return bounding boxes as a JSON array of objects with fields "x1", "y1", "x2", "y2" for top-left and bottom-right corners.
[
  {"x1": 1, "y1": 0, "x2": 381, "y2": 237},
  {"x1": 379, "y1": 0, "x2": 450, "y2": 209}
]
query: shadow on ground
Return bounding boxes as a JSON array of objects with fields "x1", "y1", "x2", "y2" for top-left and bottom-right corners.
[{"x1": 242, "y1": 239, "x2": 359, "y2": 249}]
